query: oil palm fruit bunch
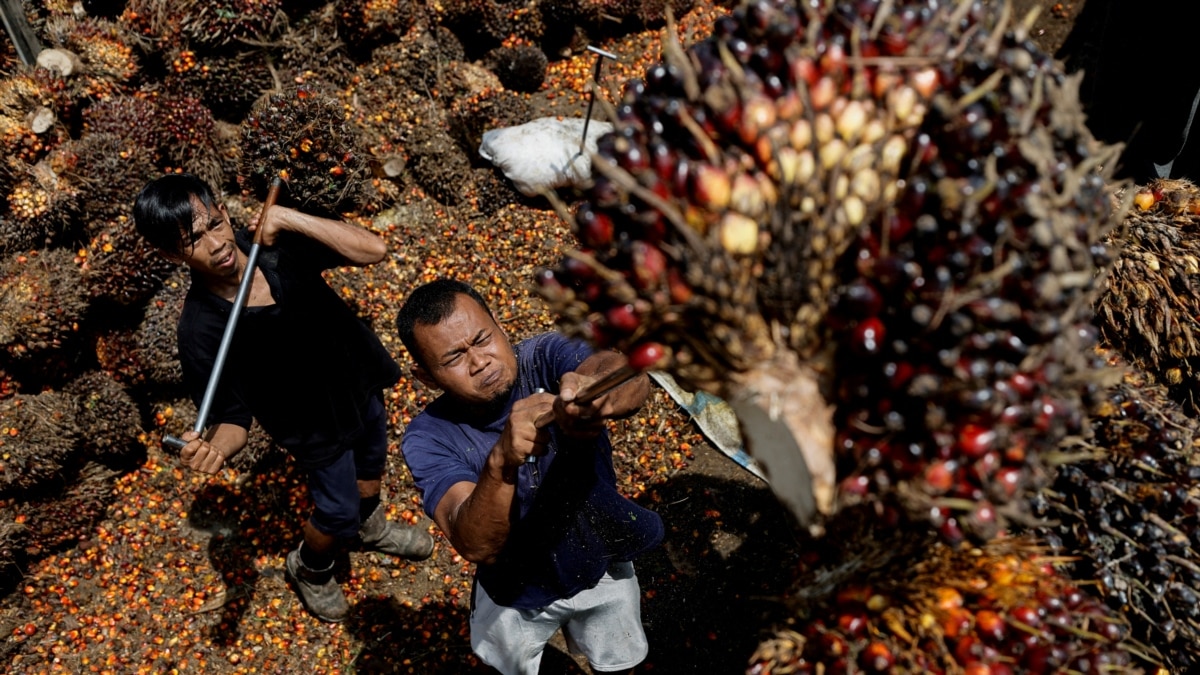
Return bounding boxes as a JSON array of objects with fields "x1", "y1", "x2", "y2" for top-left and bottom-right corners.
[
  {"x1": 0, "y1": 248, "x2": 88, "y2": 361},
  {"x1": 539, "y1": 0, "x2": 1124, "y2": 540},
  {"x1": 240, "y1": 85, "x2": 370, "y2": 215},
  {"x1": 41, "y1": 16, "x2": 140, "y2": 106},
  {"x1": 0, "y1": 388, "x2": 81, "y2": 495},
  {"x1": 747, "y1": 536, "x2": 1136, "y2": 674},
  {"x1": 94, "y1": 268, "x2": 186, "y2": 387},
  {"x1": 1094, "y1": 178, "x2": 1200, "y2": 415},
  {"x1": 64, "y1": 371, "x2": 139, "y2": 464},
  {"x1": 336, "y1": 0, "x2": 420, "y2": 57},
  {"x1": 1034, "y1": 356, "x2": 1200, "y2": 673},
  {"x1": 121, "y1": 0, "x2": 283, "y2": 48},
  {"x1": 163, "y1": 47, "x2": 274, "y2": 123},
  {"x1": 58, "y1": 132, "x2": 160, "y2": 225},
  {"x1": 3, "y1": 161, "x2": 79, "y2": 253},
  {"x1": 80, "y1": 215, "x2": 177, "y2": 306}
]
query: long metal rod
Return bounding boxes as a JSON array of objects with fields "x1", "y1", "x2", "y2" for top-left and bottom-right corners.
[
  {"x1": 164, "y1": 178, "x2": 283, "y2": 450},
  {"x1": 579, "y1": 45, "x2": 617, "y2": 155}
]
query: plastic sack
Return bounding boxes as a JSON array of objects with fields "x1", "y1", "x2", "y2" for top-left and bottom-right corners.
[{"x1": 479, "y1": 117, "x2": 614, "y2": 196}]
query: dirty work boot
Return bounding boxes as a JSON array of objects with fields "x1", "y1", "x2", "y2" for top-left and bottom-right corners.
[
  {"x1": 285, "y1": 548, "x2": 349, "y2": 623},
  {"x1": 359, "y1": 502, "x2": 434, "y2": 560}
]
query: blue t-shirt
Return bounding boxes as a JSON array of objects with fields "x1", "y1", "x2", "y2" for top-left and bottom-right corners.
[{"x1": 402, "y1": 332, "x2": 664, "y2": 609}]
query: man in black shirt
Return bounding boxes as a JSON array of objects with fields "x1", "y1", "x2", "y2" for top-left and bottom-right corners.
[{"x1": 133, "y1": 174, "x2": 433, "y2": 623}]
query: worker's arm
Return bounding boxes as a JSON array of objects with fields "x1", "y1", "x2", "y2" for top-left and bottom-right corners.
[
  {"x1": 554, "y1": 350, "x2": 650, "y2": 437},
  {"x1": 432, "y1": 392, "x2": 555, "y2": 564},
  {"x1": 178, "y1": 422, "x2": 249, "y2": 474},
  {"x1": 250, "y1": 205, "x2": 386, "y2": 266}
]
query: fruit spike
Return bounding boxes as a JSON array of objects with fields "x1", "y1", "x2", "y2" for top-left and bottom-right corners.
[{"x1": 541, "y1": 0, "x2": 1124, "y2": 539}]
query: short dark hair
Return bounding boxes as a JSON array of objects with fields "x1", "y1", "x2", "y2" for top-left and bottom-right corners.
[
  {"x1": 396, "y1": 279, "x2": 493, "y2": 367},
  {"x1": 132, "y1": 173, "x2": 219, "y2": 254}
]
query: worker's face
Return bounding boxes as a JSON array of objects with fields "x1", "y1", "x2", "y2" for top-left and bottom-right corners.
[
  {"x1": 411, "y1": 294, "x2": 518, "y2": 407},
  {"x1": 169, "y1": 196, "x2": 240, "y2": 281}
]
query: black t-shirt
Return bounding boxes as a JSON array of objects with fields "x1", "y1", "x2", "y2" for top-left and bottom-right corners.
[{"x1": 177, "y1": 229, "x2": 401, "y2": 468}]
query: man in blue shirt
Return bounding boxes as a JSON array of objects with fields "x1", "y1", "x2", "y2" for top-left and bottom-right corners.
[{"x1": 396, "y1": 279, "x2": 663, "y2": 675}]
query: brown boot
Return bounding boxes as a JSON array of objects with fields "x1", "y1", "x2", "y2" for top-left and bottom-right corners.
[
  {"x1": 285, "y1": 548, "x2": 349, "y2": 623},
  {"x1": 359, "y1": 502, "x2": 434, "y2": 560}
]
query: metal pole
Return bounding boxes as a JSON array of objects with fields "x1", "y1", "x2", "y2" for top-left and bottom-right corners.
[
  {"x1": 580, "y1": 45, "x2": 618, "y2": 155},
  {"x1": 164, "y1": 178, "x2": 284, "y2": 450},
  {"x1": 0, "y1": 0, "x2": 42, "y2": 66}
]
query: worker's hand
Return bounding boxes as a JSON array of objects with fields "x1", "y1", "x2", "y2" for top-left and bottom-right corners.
[
  {"x1": 497, "y1": 391, "x2": 556, "y2": 467},
  {"x1": 554, "y1": 372, "x2": 608, "y2": 439},
  {"x1": 247, "y1": 204, "x2": 294, "y2": 246},
  {"x1": 178, "y1": 430, "x2": 226, "y2": 474}
]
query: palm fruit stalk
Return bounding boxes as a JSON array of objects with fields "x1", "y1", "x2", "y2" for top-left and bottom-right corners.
[
  {"x1": 0, "y1": 248, "x2": 88, "y2": 361},
  {"x1": 1034, "y1": 353, "x2": 1200, "y2": 673},
  {"x1": 538, "y1": 0, "x2": 1124, "y2": 541},
  {"x1": 748, "y1": 533, "x2": 1137, "y2": 674},
  {"x1": 1094, "y1": 178, "x2": 1200, "y2": 415}
]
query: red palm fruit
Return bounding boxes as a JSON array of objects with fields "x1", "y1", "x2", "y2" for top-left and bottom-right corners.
[
  {"x1": 974, "y1": 609, "x2": 1006, "y2": 643},
  {"x1": 851, "y1": 317, "x2": 885, "y2": 356},
  {"x1": 578, "y1": 206, "x2": 615, "y2": 249},
  {"x1": 606, "y1": 304, "x2": 641, "y2": 335},
  {"x1": 858, "y1": 641, "x2": 894, "y2": 671},
  {"x1": 957, "y1": 424, "x2": 996, "y2": 458},
  {"x1": 627, "y1": 342, "x2": 668, "y2": 372},
  {"x1": 631, "y1": 241, "x2": 667, "y2": 290}
]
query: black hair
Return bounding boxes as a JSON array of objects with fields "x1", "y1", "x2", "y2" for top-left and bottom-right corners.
[
  {"x1": 396, "y1": 279, "x2": 493, "y2": 368},
  {"x1": 132, "y1": 173, "x2": 220, "y2": 254}
]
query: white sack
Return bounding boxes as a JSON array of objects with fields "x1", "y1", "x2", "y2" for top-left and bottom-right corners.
[{"x1": 479, "y1": 117, "x2": 613, "y2": 196}]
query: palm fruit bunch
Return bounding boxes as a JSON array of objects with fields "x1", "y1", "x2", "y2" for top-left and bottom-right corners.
[
  {"x1": 336, "y1": 0, "x2": 420, "y2": 57},
  {"x1": 0, "y1": 72, "x2": 67, "y2": 172},
  {"x1": 1094, "y1": 178, "x2": 1200, "y2": 415},
  {"x1": 5, "y1": 154, "x2": 82, "y2": 250},
  {"x1": 482, "y1": 45, "x2": 549, "y2": 93},
  {"x1": 538, "y1": 0, "x2": 1124, "y2": 540},
  {"x1": 80, "y1": 94, "x2": 168, "y2": 156},
  {"x1": 1034, "y1": 355, "x2": 1200, "y2": 673},
  {"x1": 80, "y1": 215, "x2": 178, "y2": 306},
  {"x1": 120, "y1": 0, "x2": 283, "y2": 48},
  {"x1": 436, "y1": 0, "x2": 544, "y2": 55},
  {"x1": 94, "y1": 268, "x2": 187, "y2": 387},
  {"x1": 56, "y1": 132, "x2": 160, "y2": 225},
  {"x1": 154, "y1": 91, "x2": 224, "y2": 187},
  {"x1": 747, "y1": 535, "x2": 1136, "y2": 674},
  {"x1": 40, "y1": 16, "x2": 140, "y2": 105},
  {"x1": 0, "y1": 248, "x2": 88, "y2": 361},
  {"x1": 403, "y1": 124, "x2": 473, "y2": 206},
  {"x1": 63, "y1": 371, "x2": 140, "y2": 464},
  {"x1": 15, "y1": 461, "x2": 122, "y2": 560},
  {"x1": 0, "y1": 388, "x2": 81, "y2": 495},
  {"x1": 239, "y1": 85, "x2": 371, "y2": 215},
  {"x1": 163, "y1": 47, "x2": 275, "y2": 123}
]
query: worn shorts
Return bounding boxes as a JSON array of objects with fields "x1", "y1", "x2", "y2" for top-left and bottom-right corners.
[
  {"x1": 470, "y1": 561, "x2": 648, "y2": 675},
  {"x1": 305, "y1": 393, "x2": 388, "y2": 539}
]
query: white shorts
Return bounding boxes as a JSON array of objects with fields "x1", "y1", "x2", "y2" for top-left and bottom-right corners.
[{"x1": 470, "y1": 561, "x2": 649, "y2": 675}]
